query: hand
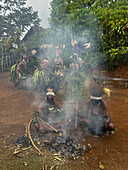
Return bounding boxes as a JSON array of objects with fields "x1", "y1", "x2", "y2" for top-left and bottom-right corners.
[{"x1": 39, "y1": 126, "x2": 45, "y2": 133}]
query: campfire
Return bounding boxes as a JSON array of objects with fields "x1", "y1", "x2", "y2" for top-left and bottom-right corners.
[
  {"x1": 43, "y1": 135, "x2": 93, "y2": 159},
  {"x1": 14, "y1": 119, "x2": 94, "y2": 160},
  {"x1": 15, "y1": 133, "x2": 94, "y2": 160}
]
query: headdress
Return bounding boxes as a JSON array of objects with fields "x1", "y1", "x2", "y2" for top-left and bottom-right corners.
[
  {"x1": 46, "y1": 88, "x2": 55, "y2": 96},
  {"x1": 85, "y1": 78, "x2": 111, "y2": 100},
  {"x1": 31, "y1": 50, "x2": 37, "y2": 55}
]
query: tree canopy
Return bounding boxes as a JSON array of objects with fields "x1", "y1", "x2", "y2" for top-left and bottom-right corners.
[
  {"x1": 0, "y1": 0, "x2": 40, "y2": 39},
  {"x1": 49, "y1": 0, "x2": 128, "y2": 69}
]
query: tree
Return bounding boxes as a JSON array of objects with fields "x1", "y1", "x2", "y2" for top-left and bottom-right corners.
[
  {"x1": 50, "y1": 0, "x2": 98, "y2": 37},
  {"x1": 49, "y1": 0, "x2": 103, "y2": 70},
  {"x1": 93, "y1": 0, "x2": 128, "y2": 68},
  {"x1": 0, "y1": 0, "x2": 40, "y2": 39},
  {"x1": 49, "y1": 0, "x2": 102, "y2": 51},
  {"x1": 50, "y1": 0, "x2": 128, "y2": 69}
]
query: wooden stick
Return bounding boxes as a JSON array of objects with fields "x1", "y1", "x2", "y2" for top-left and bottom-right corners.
[
  {"x1": 40, "y1": 118, "x2": 58, "y2": 133},
  {"x1": 28, "y1": 119, "x2": 43, "y2": 155},
  {"x1": 14, "y1": 146, "x2": 31, "y2": 155}
]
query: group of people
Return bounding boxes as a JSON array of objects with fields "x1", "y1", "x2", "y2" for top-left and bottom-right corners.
[
  {"x1": 32, "y1": 46, "x2": 66, "y2": 93},
  {"x1": 10, "y1": 44, "x2": 115, "y2": 137},
  {"x1": 10, "y1": 47, "x2": 57, "y2": 89},
  {"x1": 33, "y1": 80, "x2": 115, "y2": 137},
  {"x1": 11, "y1": 43, "x2": 84, "y2": 92}
]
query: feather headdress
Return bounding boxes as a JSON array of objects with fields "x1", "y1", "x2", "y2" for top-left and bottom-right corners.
[{"x1": 85, "y1": 78, "x2": 111, "y2": 98}]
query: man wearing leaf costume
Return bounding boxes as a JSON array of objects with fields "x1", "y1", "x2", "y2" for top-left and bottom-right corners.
[{"x1": 14, "y1": 55, "x2": 32, "y2": 87}]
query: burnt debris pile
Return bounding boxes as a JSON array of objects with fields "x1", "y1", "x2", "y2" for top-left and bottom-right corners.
[
  {"x1": 43, "y1": 136, "x2": 93, "y2": 159},
  {"x1": 15, "y1": 134, "x2": 30, "y2": 147},
  {"x1": 14, "y1": 133, "x2": 94, "y2": 159}
]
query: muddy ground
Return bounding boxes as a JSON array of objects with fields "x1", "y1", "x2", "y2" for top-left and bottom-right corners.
[{"x1": 0, "y1": 71, "x2": 128, "y2": 170}]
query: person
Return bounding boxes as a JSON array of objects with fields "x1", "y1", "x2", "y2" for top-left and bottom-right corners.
[
  {"x1": 78, "y1": 80, "x2": 114, "y2": 136},
  {"x1": 32, "y1": 66, "x2": 46, "y2": 92},
  {"x1": 31, "y1": 48, "x2": 51, "y2": 92},
  {"x1": 40, "y1": 47, "x2": 51, "y2": 71},
  {"x1": 14, "y1": 54, "x2": 32, "y2": 88},
  {"x1": 33, "y1": 88, "x2": 64, "y2": 133},
  {"x1": 53, "y1": 47, "x2": 64, "y2": 75},
  {"x1": 69, "y1": 44, "x2": 83, "y2": 72},
  {"x1": 40, "y1": 58, "x2": 50, "y2": 71},
  {"x1": 47, "y1": 46, "x2": 64, "y2": 93}
]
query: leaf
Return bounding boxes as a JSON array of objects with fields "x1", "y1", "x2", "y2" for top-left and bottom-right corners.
[
  {"x1": 98, "y1": 162, "x2": 104, "y2": 169},
  {"x1": 54, "y1": 157, "x2": 62, "y2": 161}
]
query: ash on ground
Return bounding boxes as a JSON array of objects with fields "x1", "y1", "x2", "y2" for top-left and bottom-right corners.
[
  {"x1": 15, "y1": 131, "x2": 94, "y2": 160},
  {"x1": 43, "y1": 136, "x2": 93, "y2": 160}
]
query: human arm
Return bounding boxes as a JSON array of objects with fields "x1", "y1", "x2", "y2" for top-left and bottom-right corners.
[
  {"x1": 35, "y1": 107, "x2": 52, "y2": 132},
  {"x1": 60, "y1": 58, "x2": 63, "y2": 66},
  {"x1": 19, "y1": 61, "x2": 33, "y2": 74},
  {"x1": 102, "y1": 100, "x2": 111, "y2": 123},
  {"x1": 24, "y1": 65, "x2": 33, "y2": 74}
]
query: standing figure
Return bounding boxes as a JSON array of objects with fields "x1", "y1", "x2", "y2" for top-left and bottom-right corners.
[
  {"x1": 53, "y1": 46, "x2": 64, "y2": 75},
  {"x1": 14, "y1": 55, "x2": 32, "y2": 88},
  {"x1": 40, "y1": 47, "x2": 51, "y2": 71},
  {"x1": 32, "y1": 48, "x2": 51, "y2": 92},
  {"x1": 69, "y1": 44, "x2": 83, "y2": 72},
  {"x1": 48, "y1": 46, "x2": 64, "y2": 93}
]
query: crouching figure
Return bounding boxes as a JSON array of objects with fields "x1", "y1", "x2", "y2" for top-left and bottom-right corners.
[
  {"x1": 33, "y1": 88, "x2": 64, "y2": 133},
  {"x1": 78, "y1": 80, "x2": 115, "y2": 136}
]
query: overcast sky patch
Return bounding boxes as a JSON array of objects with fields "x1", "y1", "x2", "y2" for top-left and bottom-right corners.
[{"x1": 26, "y1": 0, "x2": 52, "y2": 28}]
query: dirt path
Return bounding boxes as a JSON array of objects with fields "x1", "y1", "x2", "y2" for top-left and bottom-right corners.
[
  {"x1": 0, "y1": 71, "x2": 128, "y2": 169},
  {"x1": 0, "y1": 72, "x2": 36, "y2": 136}
]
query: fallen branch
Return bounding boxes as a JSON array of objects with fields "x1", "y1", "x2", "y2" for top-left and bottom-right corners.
[
  {"x1": 14, "y1": 146, "x2": 31, "y2": 155},
  {"x1": 27, "y1": 119, "x2": 43, "y2": 155}
]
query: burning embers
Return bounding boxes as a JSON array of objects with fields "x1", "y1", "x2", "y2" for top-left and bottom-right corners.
[
  {"x1": 43, "y1": 136, "x2": 93, "y2": 160},
  {"x1": 15, "y1": 129, "x2": 94, "y2": 160}
]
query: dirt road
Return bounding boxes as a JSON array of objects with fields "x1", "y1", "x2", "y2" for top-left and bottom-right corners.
[{"x1": 0, "y1": 71, "x2": 128, "y2": 170}]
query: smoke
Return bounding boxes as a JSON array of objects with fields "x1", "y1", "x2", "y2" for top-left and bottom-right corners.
[
  {"x1": 27, "y1": 26, "x2": 89, "y2": 138},
  {"x1": 21, "y1": 22, "x2": 108, "y2": 138}
]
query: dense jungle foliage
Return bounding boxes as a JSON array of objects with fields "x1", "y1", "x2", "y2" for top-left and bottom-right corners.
[{"x1": 50, "y1": 0, "x2": 128, "y2": 69}]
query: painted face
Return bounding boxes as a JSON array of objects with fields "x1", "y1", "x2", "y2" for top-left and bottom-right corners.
[
  {"x1": 92, "y1": 99, "x2": 101, "y2": 105},
  {"x1": 47, "y1": 95, "x2": 54, "y2": 102}
]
